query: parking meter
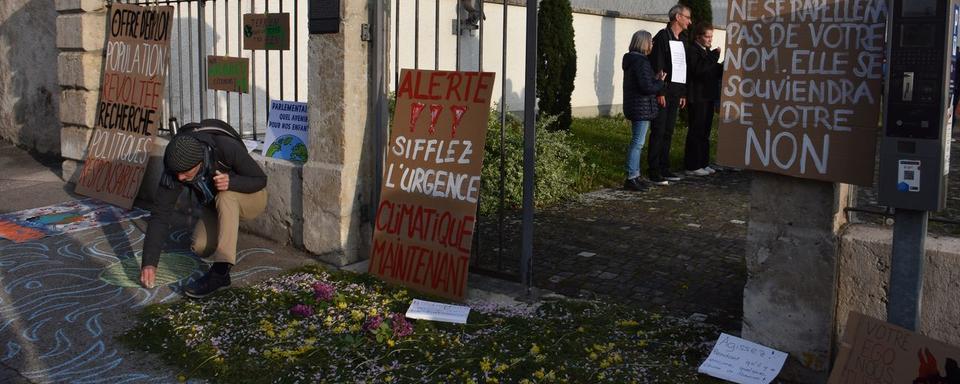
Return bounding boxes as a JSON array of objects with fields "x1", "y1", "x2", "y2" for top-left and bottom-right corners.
[{"x1": 878, "y1": 0, "x2": 958, "y2": 211}]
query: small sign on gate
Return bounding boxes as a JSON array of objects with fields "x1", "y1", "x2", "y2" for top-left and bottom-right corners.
[
  {"x1": 207, "y1": 56, "x2": 249, "y2": 93},
  {"x1": 243, "y1": 13, "x2": 290, "y2": 50}
]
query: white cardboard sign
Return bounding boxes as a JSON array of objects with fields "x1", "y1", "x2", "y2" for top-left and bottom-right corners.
[
  {"x1": 405, "y1": 299, "x2": 470, "y2": 324},
  {"x1": 697, "y1": 333, "x2": 788, "y2": 384}
]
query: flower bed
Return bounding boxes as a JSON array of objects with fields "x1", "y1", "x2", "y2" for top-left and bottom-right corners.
[{"x1": 123, "y1": 266, "x2": 723, "y2": 383}]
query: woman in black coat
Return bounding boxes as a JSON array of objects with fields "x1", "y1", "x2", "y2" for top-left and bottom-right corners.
[
  {"x1": 622, "y1": 30, "x2": 666, "y2": 191},
  {"x1": 684, "y1": 22, "x2": 723, "y2": 176}
]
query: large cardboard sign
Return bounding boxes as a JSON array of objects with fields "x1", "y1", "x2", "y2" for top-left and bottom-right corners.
[
  {"x1": 76, "y1": 130, "x2": 154, "y2": 209},
  {"x1": 716, "y1": 0, "x2": 887, "y2": 186},
  {"x1": 95, "y1": 3, "x2": 173, "y2": 136},
  {"x1": 828, "y1": 312, "x2": 960, "y2": 383},
  {"x1": 207, "y1": 56, "x2": 249, "y2": 93},
  {"x1": 368, "y1": 69, "x2": 496, "y2": 301},
  {"x1": 264, "y1": 100, "x2": 309, "y2": 163},
  {"x1": 76, "y1": 3, "x2": 172, "y2": 209},
  {"x1": 243, "y1": 13, "x2": 290, "y2": 50}
]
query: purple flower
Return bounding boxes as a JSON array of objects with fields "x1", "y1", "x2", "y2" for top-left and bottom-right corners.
[
  {"x1": 312, "y1": 282, "x2": 336, "y2": 301},
  {"x1": 363, "y1": 315, "x2": 383, "y2": 333},
  {"x1": 390, "y1": 313, "x2": 413, "y2": 338},
  {"x1": 290, "y1": 304, "x2": 314, "y2": 318}
]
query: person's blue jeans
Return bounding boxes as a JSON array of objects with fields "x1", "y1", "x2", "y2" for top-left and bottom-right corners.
[{"x1": 625, "y1": 119, "x2": 651, "y2": 179}]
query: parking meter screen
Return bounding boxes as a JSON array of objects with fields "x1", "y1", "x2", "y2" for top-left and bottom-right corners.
[{"x1": 903, "y1": 0, "x2": 939, "y2": 17}]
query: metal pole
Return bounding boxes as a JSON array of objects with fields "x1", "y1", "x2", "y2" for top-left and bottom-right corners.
[
  {"x1": 198, "y1": 0, "x2": 207, "y2": 119},
  {"x1": 521, "y1": 0, "x2": 537, "y2": 289},
  {"x1": 498, "y1": 0, "x2": 507, "y2": 268},
  {"x1": 373, "y1": 0, "x2": 387, "y2": 211},
  {"x1": 887, "y1": 209, "x2": 929, "y2": 330}
]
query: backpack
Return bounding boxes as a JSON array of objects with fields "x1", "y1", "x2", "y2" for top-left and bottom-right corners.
[{"x1": 179, "y1": 119, "x2": 244, "y2": 143}]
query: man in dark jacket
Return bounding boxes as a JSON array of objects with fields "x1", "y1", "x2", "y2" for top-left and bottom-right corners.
[
  {"x1": 139, "y1": 119, "x2": 268, "y2": 298},
  {"x1": 647, "y1": 4, "x2": 692, "y2": 185},
  {"x1": 684, "y1": 22, "x2": 723, "y2": 176}
]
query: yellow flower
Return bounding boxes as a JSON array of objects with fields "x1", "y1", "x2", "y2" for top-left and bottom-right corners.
[
  {"x1": 494, "y1": 363, "x2": 508, "y2": 373},
  {"x1": 577, "y1": 326, "x2": 585, "y2": 333},
  {"x1": 324, "y1": 315, "x2": 334, "y2": 326},
  {"x1": 480, "y1": 357, "x2": 492, "y2": 372},
  {"x1": 534, "y1": 368, "x2": 546, "y2": 379},
  {"x1": 351, "y1": 310, "x2": 364, "y2": 321},
  {"x1": 349, "y1": 324, "x2": 361, "y2": 333},
  {"x1": 519, "y1": 380, "x2": 533, "y2": 384},
  {"x1": 368, "y1": 308, "x2": 379, "y2": 316},
  {"x1": 177, "y1": 374, "x2": 187, "y2": 382},
  {"x1": 387, "y1": 339, "x2": 395, "y2": 347},
  {"x1": 485, "y1": 378, "x2": 499, "y2": 384},
  {"x1": 529, "y1": 343, "x2": 541, "y2": 355},
  {"x1": 589, "y1": 352, "x2": 598, "y2": 361},
  {"x1": 337, "y1": 301, "x2": 348, "y2": 310}
]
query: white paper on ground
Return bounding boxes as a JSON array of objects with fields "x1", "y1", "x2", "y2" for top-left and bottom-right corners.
[
  {"x1": 669, "y1": 40, "x2": 687, "y2": 84},
  {"x1": 697, "y1": 333, "x2": 787, "y2": 384},
  {"x1": 405, "y1": 299, "x2": 470, "y2": 324}
]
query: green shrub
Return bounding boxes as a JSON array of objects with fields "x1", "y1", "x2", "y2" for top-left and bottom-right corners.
[
  {"x1": 537, "y1": 0, "x2": 577, "y2": 131},
  {"x1": 479, "y1": 112, "x2": 583, "y2": 216}
]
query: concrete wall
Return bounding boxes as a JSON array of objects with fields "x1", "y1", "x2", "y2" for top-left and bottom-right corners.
[
  {"x1": 390, "y1": 0, "x2": 727, "y2": 117},
  {"x1": 837, "y1": 224, "x2": 960, "y2": 347},
  {"x1": 0, "y1": 0, "x2": 61, "y2": 154}
]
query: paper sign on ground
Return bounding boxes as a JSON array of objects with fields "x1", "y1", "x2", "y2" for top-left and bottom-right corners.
[
  {"x1": 715, "y1": 0, "x2": 886, "y2": 186},
  {"x1": 698, "y1": 333, "x2": 787, "y2": 384},
  {"x1": 669, "y1": 40, "x2": 687, "y2": 84},
  {"x1": 0, "y1": 198, "x2": 149, "y2": 243},
  {"x1": 263, "y1": 100, "x2": 309, "y2": 162},
  {"x1": 828, "y1": 312, "x2": 960, "y2": 384},
  {"x1": 207, "y1": 56, "x2": 249, "y2": 93},
  {"x1": 405, "y1": 299, "x2": 470, "y2": 324},
  {"x1": 367, "y1": 69, "x2": 496, "y2": 301},
  {"x1": 243, "y1": 13, "x2": 290, "y2": 50}
]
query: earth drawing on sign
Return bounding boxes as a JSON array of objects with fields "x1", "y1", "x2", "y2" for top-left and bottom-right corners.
[{"x1": 265, "y1": 134, "x2": 308, "y2": 162}]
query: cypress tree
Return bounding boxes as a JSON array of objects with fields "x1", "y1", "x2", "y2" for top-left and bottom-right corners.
[
  {"x1": 679, "y1": 0, "x2": 713, "y2": 26},
  {"x1": 536, "y1": 0, "x2": 577, "y2": 131}
]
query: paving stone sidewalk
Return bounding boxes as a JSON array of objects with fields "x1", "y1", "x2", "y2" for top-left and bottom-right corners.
[{"x1": 474, "y1": 169, "x2": 752, "y2": 332}]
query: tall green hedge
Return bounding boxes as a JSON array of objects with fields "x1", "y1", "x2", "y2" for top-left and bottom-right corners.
[
  {"x1": 679, "y1": 0, "x2": 713, "y2": 26},
  {"x1": 536, "y1": 0, "x2": 577, "y2": 131}
]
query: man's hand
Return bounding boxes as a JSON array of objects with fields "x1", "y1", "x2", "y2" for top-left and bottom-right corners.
[
  {"x1": 140, "y1": 266, "x2": 156, "y2": 289},
  {"x1": 679, "y1": 97, "x2": 687, "y2": 109},
  {"x1": 213, "y1": 171, "x2": 230, "y2": 191},
  {"x1": 657, "y1": 95, "x2": 667, "y2": 108}
]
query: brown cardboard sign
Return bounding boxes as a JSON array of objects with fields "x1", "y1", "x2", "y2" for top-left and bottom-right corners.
[
  {"x1": 716, "y1": 0, "x2": 887, "y2": 186},
  {"x1": 207, "y1": 56, "x2": 249, "y2": 93},
  {"x1": 828, "y1": 312, "x2": 960, "y2": 384},
  {"x1": 96, "y1": 3, "x2": 173, "y2": 136},
  {"x1": 368, "y1": 69, "x2": 496, "y2": 301},
  {"x1": 243, "y1": 13, "x2": 290, "y2": 50},
  {"x1": 75, "y1": 129, "x2": 154, "y2": 209}
]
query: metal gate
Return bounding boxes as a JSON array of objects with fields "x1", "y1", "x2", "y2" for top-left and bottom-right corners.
[
  {"x1": 388, "y1": 0, "x2": 538, "y2": 285},
  {"x1": 116, "y1": 0, "x2": 309, "y2": 141}
]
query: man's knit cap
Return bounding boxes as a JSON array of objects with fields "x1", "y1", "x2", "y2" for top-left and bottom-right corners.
[{"x1": 164, "y1": 134, "x2": 205, "y2": 173}]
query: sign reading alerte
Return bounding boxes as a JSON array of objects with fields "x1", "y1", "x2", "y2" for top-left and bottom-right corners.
[
  {"x1": 369, "y1": 69, "x2": 496, "y2": 301},
  {"x1": 716, "y1": 0, "x2": 887, "y2": 186}
]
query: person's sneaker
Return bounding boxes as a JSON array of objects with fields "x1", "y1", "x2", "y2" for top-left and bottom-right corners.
[
  {"x1": 662, "y1": 171, "x2": 683, "y2": 181},
  {"x1": 704, "y1": 166, "x2": 717, "y2": 174},
  {"x1": 623, "y1": 177, "x2": 649, "y2": 191},
  {"x1": 648, "y1": 175, "x2": 669, "y2": 185},
  {"x1": 183, "y1": 269, "x2": 231, "y2": 299},
  {"x1": 685, "y1": 168, "x2": 711, "y2": 176}
]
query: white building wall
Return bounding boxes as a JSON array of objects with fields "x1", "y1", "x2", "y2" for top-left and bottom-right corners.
[{"x1": 389, "y1": 0, "x2": 727, "y2": 117}]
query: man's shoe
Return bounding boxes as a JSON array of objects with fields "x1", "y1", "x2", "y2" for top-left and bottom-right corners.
[
  {"x1": 685, "y1": 168, "x2": 710, "y2": 176},
  {"x1": 649, "y1": 175, "x2": 669, "y2": 186},
  {"x1": 623, "y1": 177, "x2": 649, "y2": 191},
  {"x1": 704, "y1": 166, "x2": 717, "y2": 174},
  {"x1": 662, "y1": 171, "x2": 683, "y2": 181},
  {"x1": 183, "y1": 269, "x2": 231, "y2": 299}
]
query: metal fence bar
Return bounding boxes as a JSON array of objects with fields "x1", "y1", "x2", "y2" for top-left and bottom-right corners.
[
  {"x1": 280, "y1": 0, "x2": 285, "y2": 100},
  {"x1": 414, "y1": 0, "x2": 420, "y2": 68},
  {"x1": 521, "y1": 0, "x2": 537, "y2": 289},
  {"x1": 198, "y1": 0, "x2": 207, "y2": 119},
  {"x1": 434, "y1": 0, "x2": 439, "y2": 70},
  {"x1": 498, "y1": 0, "x2": 508, "y2": 268}
]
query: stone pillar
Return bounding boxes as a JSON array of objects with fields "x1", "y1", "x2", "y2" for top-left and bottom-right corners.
[
  {"x1": 56, "y1": 0, "x2": 106, "y2": 182},
  {"x1": 743, "y1": 173, "x2": 852, "y2": 383},
  {"x1": 303, "y1": 0, "x2": 376, "y2": 266}
]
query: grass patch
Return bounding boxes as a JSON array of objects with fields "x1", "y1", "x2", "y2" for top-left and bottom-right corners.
[{"x1": 123, "y1": 266, "x2": 723, "y2": 383}]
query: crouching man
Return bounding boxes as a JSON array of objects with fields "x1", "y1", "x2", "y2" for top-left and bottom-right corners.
[{"x1": 140, "y1": 119, "x2": 268, "y2": 298}]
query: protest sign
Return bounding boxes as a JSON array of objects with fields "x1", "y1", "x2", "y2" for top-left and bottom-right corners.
[
  {"x1": 405, "y1": 299, "x2": 471, "y2": 324},
  {"x1": 716, "y1": 0, "x2": 887, "y2": 186},
  {"x1": 368, "y1": 69, "x2": 496, "y2": 301},
  {"x1": 75, "y1": 129, "x2": 154, "y2": 209},
  {"x1": 264, "y1": 100, "x2": 309, "y2": 162},
  {"x1": 243, "y1": 13, "x2": 290, "y2": 50},
  {"x1": 94, "y1": 2, "x2": 173, "y2": 136},
  {"x1": 207, "y1": 56, "x2": 249, "y2": 93},
  {"x1": 698, "y1": 333, "x2": 788, "y2": 384},
  {"x1": 828, "y1": 312, "x2": 960, "y2": 384}
]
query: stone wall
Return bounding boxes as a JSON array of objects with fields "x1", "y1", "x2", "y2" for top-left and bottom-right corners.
[
  {"x1": 56, "y1": 0, "x2": 106, "y2": 181},
  {"x1": 0, "y1": 0, "x2": 62, "y2": 154},
  {"x1": 837, "y1": 224, "x2": 960, "y2": 347}
]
